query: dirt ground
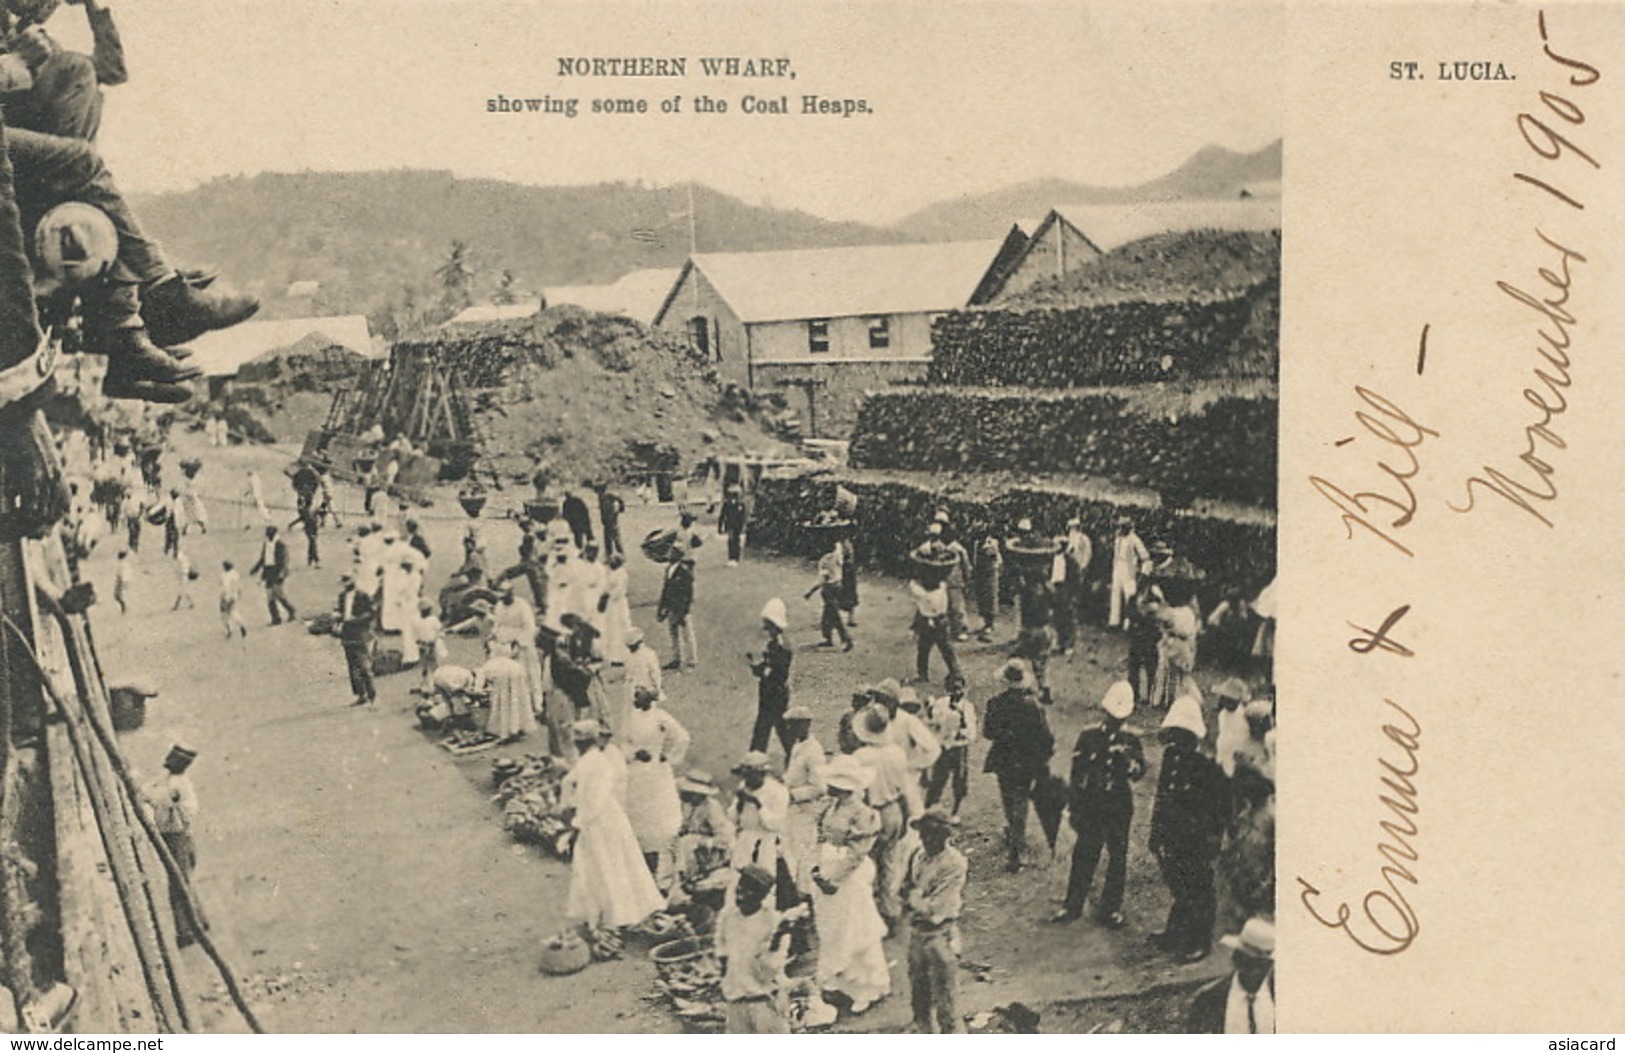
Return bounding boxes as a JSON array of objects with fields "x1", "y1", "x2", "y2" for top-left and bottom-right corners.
[{"x1": 84, "y1": 433, "x2": 1255, "y2": 1034}]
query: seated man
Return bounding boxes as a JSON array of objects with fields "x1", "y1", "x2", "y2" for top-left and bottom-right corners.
[
  {"x1": 5, "y1": 121, "x2": 257, "y2": 401},
  {"x1": 3, "y1": 0, "x2": 126, "y2": 142}
]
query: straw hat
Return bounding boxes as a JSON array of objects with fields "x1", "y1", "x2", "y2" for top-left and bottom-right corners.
[
  {"x1": 164, "y1": 740, "x2": 198, "y2": 771},
  {"x1": 626, "y1": 627, "x2": 645, "y2": 647},
  {"x1": 1220, "y1": 917, "x2": 1275, "y2": 960},
  {"x1": 870, "y1": 678, "x2": 902, "y2": 710},
  {"x1": 911, "y1": 806, "x2": 959, "y2": 832},
  {"x1": 854, "y1": 704, "x2": 891, "y2": 746},
  {"x1": 998, "y1": 658, "x2": 1035, "y2": 692},
  {"x1": 1100, "y1": 680, "x2": 1135, "y2": 720},
  {"x1": 732, "y1": 750, "x2": 773, "y2": 774},
  {"x1": 1214, "y1": 678, "x2": 1253, "y2": 706},
  {"x1": 677, "y1": 769, "x2": 719, "y2": 797},
  {"x1": 570, "y1": 719, "x2": 603, "y2": 741},
  {"x1": 785, "y1": 705, "x2": 814, "y2": 723}
]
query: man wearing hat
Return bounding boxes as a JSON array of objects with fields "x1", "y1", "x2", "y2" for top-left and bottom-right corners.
[
  {"x1": 563, "y1": 719, "x2": 665, "y2": 931},
  {"x1": 1149, "y1": 696, "x2": 1227, "y2": 962},
  {"x1": 906, "y1": 544, "x2": 961, "y2": 685},
  {"x1": 718, "y1": 483, "x2": 749, "y2": 566},
  {"x1": 890, "y1": 687, "x2": 941, "y2": 817},
  {"x1": 716, "y1": 864, "x2": 790, "y2": 1033},
  {"x1": 728, "y1": 751, "x2": 792, "y2": 900},
  {"x1": 980, "y1": 659, "x2": 1053, "y2": 872},
  {"x1": 656, "y1": 550, "x2": 698, "y2": 671},
  {"x1": 900, "y1": 807, "x2": 968, "y2": 1033},
  {"x1": 1055, "y1": 516, "x2": 1094, "y2": 654},
  {"x1": 1054, "y1": 681, "x2": 1145, "y2": 926},
  {"x1": 805, "y1": 538, "x2": 853, "y2": 651},
  {"x1": 747, "y1": 598, "x2": 794, "y2": 756},
  {"x1": 673, "y1": 770, "x2": 734, "y2": 890},
  {"x1": 147, "y1": 740, "x2": 204, "y2": 947},
  {"x1": 337, "y1": 569, "x2": 377, "y2": 707},
  {"x1": 1109, "y1": 517, "x2": 1150, "y2": 629},
  {"x1": 1187, "y1": 917, "x2": 1275, "y2": 1033},
  {"x1": 248, "y1": 523, "x2": 295, "y2": 626},
  {"x1": 925, "y1": 672, "x2": 977, "y2": 818}
]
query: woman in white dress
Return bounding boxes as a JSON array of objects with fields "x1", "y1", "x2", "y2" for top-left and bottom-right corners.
[
  {"x1": 564, "y1": 721, "x2": 666, "y2": 931},
  {"x1": 782, "y1": 706, "x2": 827, "y2": 890},
  {"x1": 809, "y1": 756, "x2": 891, "y2": 1014},
  {"x1": 476, "y1": 638, "x2": 538, "y2": 743},
  {"x1": 602, "y1": 554, "x2": 633, "y2": 665},
  {"x1": 491, "y1": 587, "x2": 545, "y2": 714},
  {"x1": 620, "y1": 686, "x2": 691, "y2": 878}
]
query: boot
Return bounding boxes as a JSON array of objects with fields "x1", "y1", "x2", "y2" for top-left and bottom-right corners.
[
  {"x1": 141, "y1": 273, "x2": 259, "y2": 348},
  {"x1": 102, "y1": 362, "x2": 192, "y2": 403},
  {"x1": 89, "y1": 327, "x2": 201, "y2": 382}
]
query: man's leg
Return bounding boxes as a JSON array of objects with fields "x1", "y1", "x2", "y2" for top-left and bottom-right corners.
[
  {"x1": 907, "y1": 936, "x2": 933, "y2": 1032},
  {"x1": 1098, "y1": 806, "x2": 1133, "y2": 918},
  {"x1": 749, "y1": 705, "x2": 773, "y2": 753},
  {"x1": 1062, "y1": 818, "x2": 1106, "y2": 917},
  {"x1": 928, "y1": 930, "x2": 964, "y2": 1034},
  {"x1": 13, "y1": 52, "x2": 104, "y2": 141},
  {"x1": 996, "y1": 773, "x2": 1029, "y2": 868}
]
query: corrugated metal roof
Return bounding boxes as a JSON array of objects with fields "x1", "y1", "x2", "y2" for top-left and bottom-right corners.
[
  {"x1": 447, "y1": 300, "x2": 543, "y2": 324},
  {"x1": 1051, "y1": 200, "x2": 1280, "y2": 254},
  {"x1": 542, "y1": 268, "x2": 680, "y2": 324},
  {"x1": 681, "y1": 241, "x2": 1005, "y2": 324},
  {"x1": 186, "y1": 315, "x2": 376, "y2": 378}
]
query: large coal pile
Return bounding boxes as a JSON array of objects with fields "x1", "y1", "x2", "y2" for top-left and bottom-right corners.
[{"x1": 403, "y1": 306, "x2": 792, "y2": 483}]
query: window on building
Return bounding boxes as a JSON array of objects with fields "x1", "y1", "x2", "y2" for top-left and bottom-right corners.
[
  {"x1": 808, "y1": 318, "x2": 831, "y2": 354},
  {"x1": 867, "y1": 316, "x2": 890, "y2": 350},
  {"x1": 688, "y1": 316, "x2": 710, "y2": 358}
]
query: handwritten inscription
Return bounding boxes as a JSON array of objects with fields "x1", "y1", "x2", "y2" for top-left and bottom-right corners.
[
  {"x1": 1309, "y1": 388, "x2": 1440, "y2": 558},
  {"x1": 1297, "y1": 698, "x2": 1423, "y2": 956},
  {"x1": 1449, "y1": 15, "x2": 1598, "y2": 527}
]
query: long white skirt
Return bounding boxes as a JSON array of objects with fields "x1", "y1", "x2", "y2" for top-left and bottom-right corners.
[
  {"x1": 813, "y1": 850, "x2": 891, "y2": 1004},
  {"x1": 625, "y1": 759, "x2": 682, "y2": 854},
  {"x1": 567, "y1": 809, "x2": 665, "y2": 928}
]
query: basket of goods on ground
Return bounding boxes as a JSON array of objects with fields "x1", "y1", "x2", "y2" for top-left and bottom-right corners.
[
  {"x1": 537, "y1": 931, "x2": 592, "y2": 976},
  {"x1": 523, "y1": 498, "x2": 560, "y2": 524},
  {"x1": 650, "y1": 935, "x2": 725, "y2": 1029},
  {"x1": 492, "y1": 754, "x2": 576, "y2": 859}
]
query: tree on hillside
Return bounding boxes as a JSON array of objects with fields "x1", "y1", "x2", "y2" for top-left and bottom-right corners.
[
  {"x1": 435, "y1": 240, "x2": 476, "y2": 313},
  {"x1": 492, "y1": 268, "x2": 521, "y2": 305}
]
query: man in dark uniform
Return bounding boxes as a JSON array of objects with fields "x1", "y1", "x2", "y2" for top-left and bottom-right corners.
[
  {"x1": 1148, "y1": 695, "x2": 1227, "y2": 961},
  {"x1": 1053, "y1": 680, "x2": 1145, "y2": 926},
  {"x1": 718, "y1": 483, "x2": 749, "y2": 565},
  {"x1": 980, "y1": 659, "x2": 1053, "y2": 873},
  {"x1": 562, "y1": 481, "x2": 594, "y2": 553}
]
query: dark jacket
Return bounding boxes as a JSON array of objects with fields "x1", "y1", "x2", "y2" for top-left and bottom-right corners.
[
  {"x1": 561, "y1": 494, "x2": 593, "y2": 541},
  {"x1": 719, "y1": 497, "x2": 748, "y2": 534},
  {"x1": 251, "y1": 538, "x2": 290, "y2": 585},
  {"x1": 657, "y1": 561, "x2": 695, "y2": 622},
  {"x1": 1068, "y1": 723, "x2": 1145, "y2": 820},
  {"x1": 751, "y1": 637, "x2": 792, "y2": 711},
  {"x1": 1149, "y1": 743, "x2": 1227, "y2": 859},
  {"x1": 1187, "y1": 971, "x2": 1275, "y2": 1034},
  {"x1": 981, "y1": 687, "x2": 1053, "y2": 779},
  {"x1": 339, "y1": 589, "x2": 375, "y2": 645}
]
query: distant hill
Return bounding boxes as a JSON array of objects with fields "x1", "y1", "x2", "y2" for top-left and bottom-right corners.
[
  {"x1": 895, "y1": 141, "x2": 1282, "y2": 241},
  {"x1": 130, "y1": 171, "x2": 906, "y2": 324}
]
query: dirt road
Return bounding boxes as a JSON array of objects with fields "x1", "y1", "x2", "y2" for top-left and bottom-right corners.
[{"x1": 88, "y1": 435, "x2": 1234, "y2": 1033}]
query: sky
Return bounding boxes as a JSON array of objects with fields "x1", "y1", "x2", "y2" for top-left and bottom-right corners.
[{"x1": 60, "y1": 0, "x2": 1282, "y2": 225}]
